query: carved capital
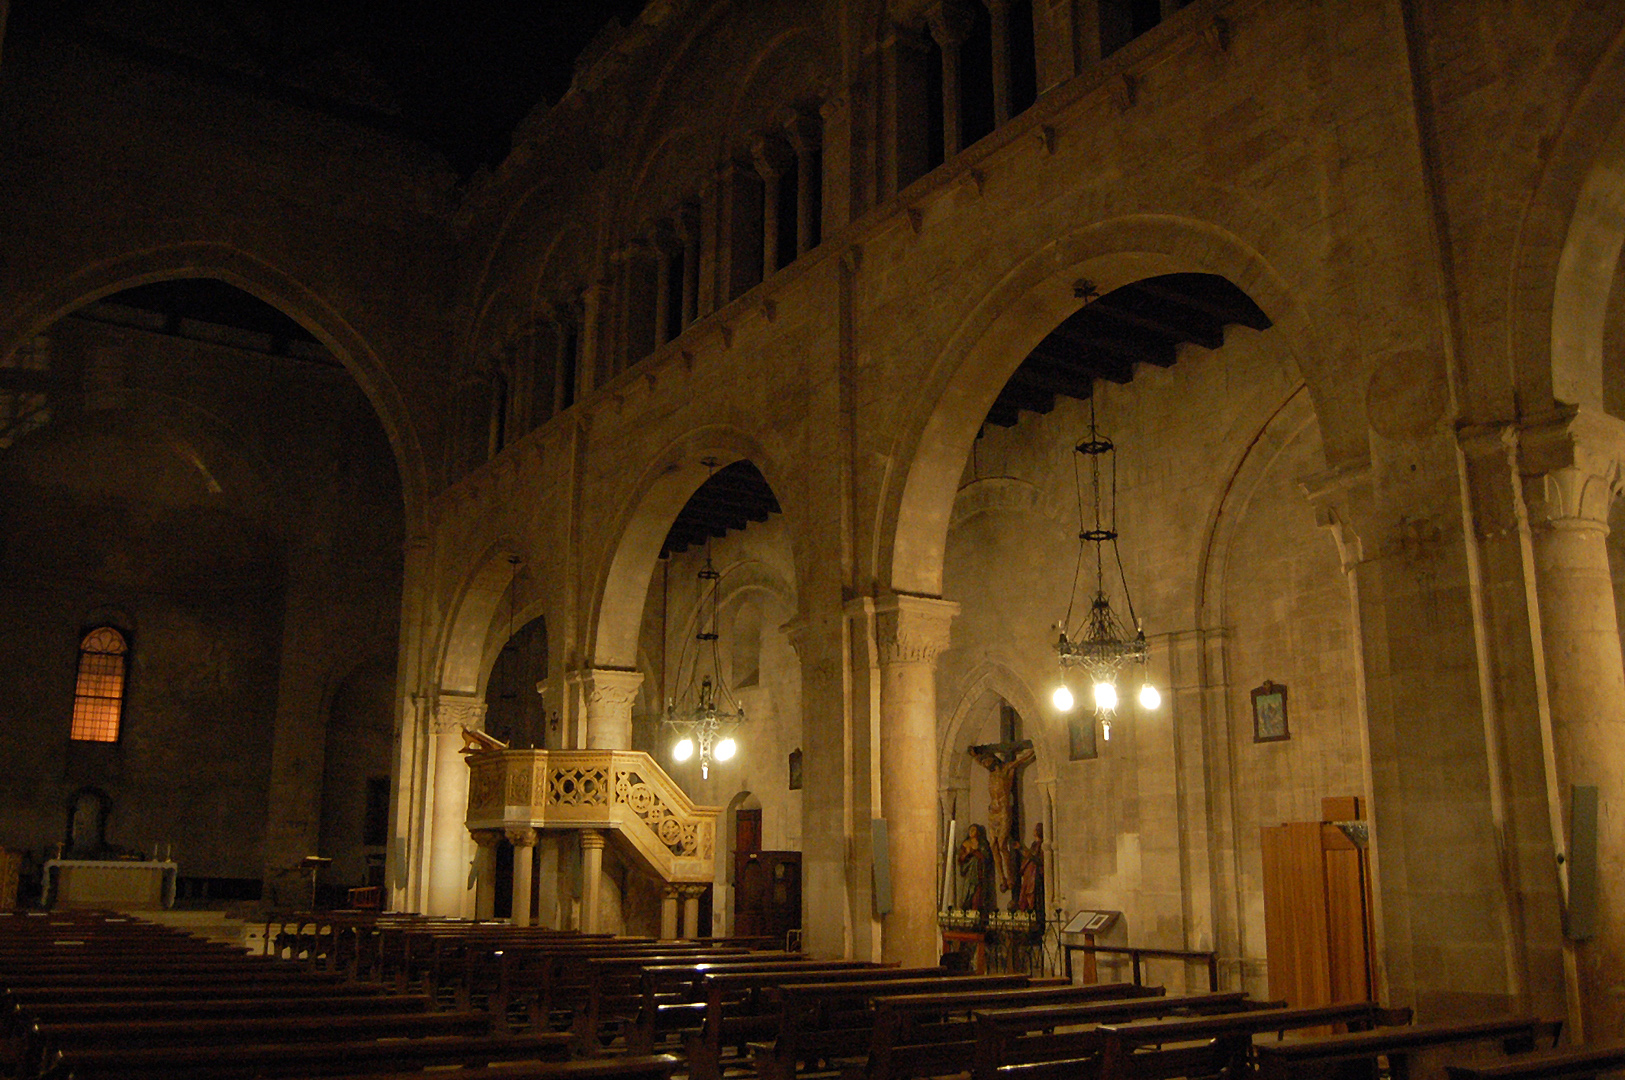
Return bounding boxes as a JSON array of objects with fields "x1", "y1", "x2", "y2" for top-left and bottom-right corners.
[
  {"x1": 1517, "y1": 406, "x2": 1625, "y2": 532},
  {"x1": 874, "y1": 592, "x2": 959, "y2": 667},
  {"x1": 585, "y1": 668, "x2": 644, "y2": 712},
  {"x1": 471, "y1": 828, "x2": 504, "y2": 849},
  {"x1": 505, "y1": 827, "x2": 538, "y2": 848},
  {"x1": 751, "y1": 134, "x2": 792, "y2": 181},
  {"x1": 1299, "y1": 461, "x2": 1374, "y2": 572},
  {"x1": 434, "y1": 697, "x2": 487, "y2": 735},
  {"x1": 579, "y1": 828, "x2": 607, "y2": 852},
  {"x1": 782, "y1": 109, "x2": 822, "y2": 155},
  {"x1": 924, "y1": 0, "x2": 976, "y2": 48}
]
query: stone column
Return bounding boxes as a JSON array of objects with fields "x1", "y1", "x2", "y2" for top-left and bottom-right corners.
[
  {"x1": 874, "y1": 592, "x2": 959, "y2": 965},
  {"x1": 682, "y1": 885, "x2": 702, "y2": 940},
  {"x1": 984, "y1": 0, "x2": 1012, "y2": 126},
  {"x1": 577, "y1": 280, "x2": 605, "y2": 396},
  {"x1": 1519, "y1": 410, "x2": 1625, "y2": 1041},
  {"x1": 925, "y1": 1, "x2": 975, "y2": 159},
  {"x1": 875, "y1": 25, "x2": 932, "y2": 202},
  {"x1": 507, "y1": 827, "x2": 537, "y2": 927},
  {"x1": 661, "y1": 885, "x2": 680, "y2": 940},
  {"x1": 581, "y1": 828, "x2": 607, "y2": 933},
  {"x1": 676, "y1": 204, "x2": 700, "y2": 328},
  {"x1": 753, "y1": 135, "x2": 791, "y2": 280},
  {"x1": 426, "y1": 698, "x2": 484, "y2": 916},
  {"x1": 584, "y1": 668, "x2": 643, "y2": 749},
  {"x1": 783, "y1": 110, "x2": 821, "y2": 257},
  {"x1": 652, "y1": 224, "x2": 677, "y2": 348},
  {"x1": 471, "y1": 829, "x2": 501, "y2": 921}
]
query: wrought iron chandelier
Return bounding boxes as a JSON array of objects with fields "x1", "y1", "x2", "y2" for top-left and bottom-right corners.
[
  {"x1": 1051, "y1": 395, "x2": 1159, "y2": 740},
  {"x1": 662, "y1": 459, "x2": 745, "y2": 779}
]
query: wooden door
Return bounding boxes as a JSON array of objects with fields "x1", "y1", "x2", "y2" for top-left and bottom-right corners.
[
  {"x1": 734, "y1": 850, "x2": 801, "y2": 943},
  {"x1": 1261, "y1": 801, "x2": 1374, "y2": 1010}
]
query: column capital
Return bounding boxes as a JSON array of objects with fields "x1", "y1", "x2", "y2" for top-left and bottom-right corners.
[
  {"x1": 1517, "y1": 406, "x2": 1625, "y2": 531},
  {"x1": 924, "y1": 0, "x2": 976, "y2": 48},
  {"x1": 782, "y1": 108, "x2": 822, "y2": 155},
  {"x1": 874, "y1": 592, "x2": 959, "y2": 667},
  {"x1": 471, "y1": 828, "x2": 504, "y2": 849},
  {"x1": 582, "y1": 667, "x2": 644, "y2": 709},
  {"x1": 433, "y1": 697, "x2": 487, "y2": 735},
  {"x1": 751, "y1": 134, "x2": 792, "y2": 181},
  {"x1": 1299, "y1": 460, "x2": 1374, "y2": 572},
  {"x1": 505, "y1": 826, "x2": 538, "y2": 848},
  {"x1": 579, "y1": 827, "x2": 607, "y2": 852}
]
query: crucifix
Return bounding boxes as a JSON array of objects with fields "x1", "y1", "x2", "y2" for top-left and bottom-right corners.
[{"x1": 968, "y1": 731, "x2": 1035, "y2": 900}]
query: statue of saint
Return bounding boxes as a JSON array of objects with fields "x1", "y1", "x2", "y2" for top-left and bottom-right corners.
[
  {"x1": 1015, "y1": 823, "x2": 1044, "y2": 914},
  {"x1": 956, "y1": 823, "x2": 994, "y2": 912},
  {"x1": 969, "y1": 741, "x2": 1035, "y2": 895}
]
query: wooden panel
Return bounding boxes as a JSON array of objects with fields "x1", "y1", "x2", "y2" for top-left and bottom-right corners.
[
  {"x1": 1322, "y1": 824, "x2": 1373, "y2": 1003},
  {"x1": 1321, "y1": 796, "x2": 1363, "y2": 822},
  {"x1": 1261, "y1": 822, "x2": 1332, "y2": 1008}
]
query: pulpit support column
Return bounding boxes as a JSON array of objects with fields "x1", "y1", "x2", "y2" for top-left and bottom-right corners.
[
  {"x1": 472, "y1": 829, "x2": 501, "y2": 921},
  {"x1": 507, "y1": 828, "x2": 537, "y2": 927},
  {"x1": 581, "y1": 829, "x2": 607, "y2": 933}
]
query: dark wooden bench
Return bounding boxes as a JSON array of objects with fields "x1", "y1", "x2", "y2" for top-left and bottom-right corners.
[
  {"x1": 685, "y1": 966, "x2": 947, "y2": 1080},
  {"x1": 572, "y1": 950, "x2": 800, "y2": 1051},
  {"x1": 41, "y1": 1030, "x2": 574, "y2": 1080},
  {"x1": 859, "y1": 983, "x2": 1161, "y2": 1080},
  {"x1": 629, "y1": 959, "x2": 885, "y2": 1054},
  {"x1": 1446, "y1": 1041, "x2": 1625, "y2": 1080},
  {"x1": 313, "y1": 1055, "x2": 681, "y2": 1080},
  {"x1": 970, "y1": 990, "x2": 1259, "y2": 1080},
  {"x1": 753, "y1": 974, "x2": 1044, "y2": 1080},
  {"x1": 1253, "y1": 1016, "x2": 1562, "y2": 1080},
  {"x1": 1084, "y1": 1002, "x2": 1412, "y2": 1080}
]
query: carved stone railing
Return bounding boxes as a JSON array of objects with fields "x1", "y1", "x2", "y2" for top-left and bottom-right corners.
[{"x1": 465, "y1": 749, "x2": 719, "y2": 883}]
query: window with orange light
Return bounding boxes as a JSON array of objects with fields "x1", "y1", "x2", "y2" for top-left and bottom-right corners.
[{"x1": 70, "y1": 627, "x2": 128, "y2": 742}]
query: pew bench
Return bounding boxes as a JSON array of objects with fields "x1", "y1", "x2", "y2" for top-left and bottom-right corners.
[
  {"x1": 1445, "y1": 1042, "x2": 1625, "y2": 1080},
  {"x1": 314, "y1": 1054, "x2": 681, "y2": 1080},
  {"x1": 629, "y1": 959, "x2": 883, "y2": 1054},
  {"x1": 571, "y1": 950, "x2": 800, "y2": 1051},
  {"x1": 1253, "y1": 1016, "x2": 1563, "y2": 1080}
]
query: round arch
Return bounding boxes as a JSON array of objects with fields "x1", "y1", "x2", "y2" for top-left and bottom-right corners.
[
  {"x1": 938, "y1": 662, "x2": 1059, "y2": 792},
  {"x1": 437, "y1": 538, "x2": 528, "y2": 698},
  {"x1": 0, "y1": 243, "x2": 428, "y2": 529},
  {"x1": 588, "y1": 426, "x2": 796, "y2": 671},
  {"x1": 881, "y1": 215, "x2": 1326, "y2": 599}
]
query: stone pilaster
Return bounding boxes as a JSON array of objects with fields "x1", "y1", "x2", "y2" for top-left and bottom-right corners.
[
  {"x1": 584, "y1": 668, "x2": 643, "y2": 749},
  {"x1": 874, "y1": 592, "x2": 959, "y2": 965},
  {"x1": 426, "y1": 697, "x2": 485, "y2": 916}
]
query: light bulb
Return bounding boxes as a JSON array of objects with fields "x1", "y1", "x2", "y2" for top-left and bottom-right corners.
[
  {"x1": 1051, "y1": 684, "x2": 1074, "y2": 712},
  {"x1": 1138, "y1": 682, "x2": 1161, "y2": 710},
  {"x1": 1101, "y1": 718, "x2": 1111, "y2": 741},
  {"x1": 673, "y1": 737, "x2": 694, "y2": 762},
  {"x1": 714, "y1": 737, "x2": 737, "y2": 761},
  {"x1": 1092, "y1": 680, "x2": 1118, "y2": 712}
]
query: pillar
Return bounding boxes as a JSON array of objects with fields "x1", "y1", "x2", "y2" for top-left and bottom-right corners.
[
  {"x1": 661, "y1": 886, "x2": 680, "y2": 940},
  {"x1": 427, "y1": 698, "x2": 484, "y2": 916},
  {"x1": 1519, "y1": 410, "x2": 1625, "y2": 1041},
  {"x1": 577, "y1": 279, "x2": 605, "y2": 396},
  {"x1": 677, "y1": 204, "x2": 700, "y2": 328},
  {"x1": 925, "y1": 1, "x2": 975, "y2": 159},
  {"x1": 984, "y1": 0, "x2": 1012, "y2": 125},
  {"x1": 471, "y1": 829, "x2": 501, "y2": 921},
  {"x1": 753, "y1": 135, "x2": 790, "y2": 280},
  {"x1": 584, "y1": 668, "x2": 643, "y2": 749},
  {"x1": 874, "y1": 592, "x2": 959, "y2": 965},
  {"x1": 652, "y1": 224, "x2": 676, "y2": 347},
  {"x1": 507, "y1": 827, "x2": 537, "y2": 927},
  {"x1": 683, "y1": 885, "x2": 702, "y2": 940},
  {"x1": 875, "y1": 25, "x2": 932, "y2": 202},
  {"x1": 783, "y1": 110, "x2": 821, "y2": 257},
  {"x1": 581, "y1": 828, "x2": 607, "y2": 933}
]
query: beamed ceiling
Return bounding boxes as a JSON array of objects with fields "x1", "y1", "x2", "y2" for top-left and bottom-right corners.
[
  {"x1": 658, "y1": 275, "x2": 1267, "y2": 554},
  {"x1": 661, "y1": 460, "x2": 782, "y2": 557},
  {"x1": 982, "y1": 273, "x2": 1272, "y2": 428}
]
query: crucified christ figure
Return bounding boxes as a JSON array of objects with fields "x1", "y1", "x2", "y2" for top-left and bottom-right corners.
[{"x1": 969, "y1": 741, "x2": 1035, "y2": 896}]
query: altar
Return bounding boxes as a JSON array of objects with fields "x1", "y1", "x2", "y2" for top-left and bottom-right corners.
[{"x1": 43, "y1": 859, "x2": 177, "y2": 910}]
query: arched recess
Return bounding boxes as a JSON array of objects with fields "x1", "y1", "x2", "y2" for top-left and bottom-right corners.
[
  {"x1": 883, "y1": 216, "x2": 1325, "y2": 599},
  {"x1": 589, "y1": 427, "x2": 795, "y2": 671},
  {"x1": 437, "y1": 540, "x2": 528, "y2": 698},
  {"x1": 939, "y1": 663, "x2": 1058, "y2": 794},
  {"x1": 0, "y1": 243, "x2": 428, "y2": 528}
]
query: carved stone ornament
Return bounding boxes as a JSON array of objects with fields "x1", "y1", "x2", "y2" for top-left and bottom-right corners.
[
  {"x1": 586, "y1": 669, "x2": 644, "y2": 712},
  {"x1": 875, "y1": 593, "x2": 960, "y2": 666},
  {"x1": 504, "y1": 826, "x2": 538, "y2": 848},
  {"x1": 433, "y1": 698, "x2": 488, "y2": 735}
]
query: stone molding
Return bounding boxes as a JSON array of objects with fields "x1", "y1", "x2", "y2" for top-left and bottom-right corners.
[
  {"x1": 584, "y1": 668, "x2": 645, "y2": 710},
  {"x1": 579, "y1": 828, "x2": 607, "y2": 851},
  {"x1": 433, "y1": 698, "x2": 488, "y2": 735},
  {"x1": 505, "y1": 827, "x2": 538, "y2": 848},
  {"x1": 1516, "y1": 407, "x2": 1625, "y2": 531},
  {"x1": 1300, "y1": 461, "x2": 1373, "y2": 572},
  {"x1": 874, "y1": 592, "x2": 959, "y2": 667},
  {"x1": 471, "y1": 828, "x2": 504, "y2": 848}
]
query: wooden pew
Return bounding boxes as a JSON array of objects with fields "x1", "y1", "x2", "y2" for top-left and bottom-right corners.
[
  {"x1": 752, "y1": 974, "x2": 1042, "y2": 1080},
  {"x1": 1085, "y1": 1002, "x2": 1412, "y2": 1080},
  {"x1": 685, "y1": 966, "x2": 946, "y2": 1080},
  {"x1": 1253, "y1": 1016, "x2": 1562, "y2": 1080},
  {"x1": 970, "y1": 990, "x2": 1258, "y2": 1080},
  {"x1": 313, "y1": 1055, "x2": 681, "y2": 1080},
  {"x1": 1445, "y1": 1042, "x2": 1625, "y2": 1080},
  {"x1": 572, "y1": 950, "x2": 802, "y2": 1051},
  {"x1": 860, "y1": 983, "x2": 1161, "y2": 1080},
  {"x1": 41, "y1": 1030, "x2": 574, "y2": 1080},
  {"x1": 629, "y1": 959, "x2": 885, "y2": 1054}
]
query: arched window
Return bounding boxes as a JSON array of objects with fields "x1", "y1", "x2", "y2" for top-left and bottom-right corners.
[{"x1": 70, "y1": 627, "x2": 128, "y2": 742}]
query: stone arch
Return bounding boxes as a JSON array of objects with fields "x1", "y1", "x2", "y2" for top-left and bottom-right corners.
[
  {"x1": 589, "y1": 427, "x2": 795, "y2": 671},
  {"x1": 883, "y1": 215, "x2": 1324, "y2": 599},
  {"x1": 437, "y1": 539, "x2": 528, "y2": 698},
  {"x1": 0, "y1": 243, "x2": 428, "y2": 529},
  {"x1": 939, "y1": 662, "x2": 1058, "y2": 792}
]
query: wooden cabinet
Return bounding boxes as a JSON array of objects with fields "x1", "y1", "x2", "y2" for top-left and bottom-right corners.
[{"x1": 1261, "y1": 797, "x2": 1376, "y2": 1009}]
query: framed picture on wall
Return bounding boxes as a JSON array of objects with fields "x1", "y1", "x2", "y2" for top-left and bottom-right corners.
[
  {"x1": 1069, "y1": 716, "x2": 1097, "y2": 760},
  {"x1": 1252, "y1": 681, "x2": 1289, "y2": 742}
]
